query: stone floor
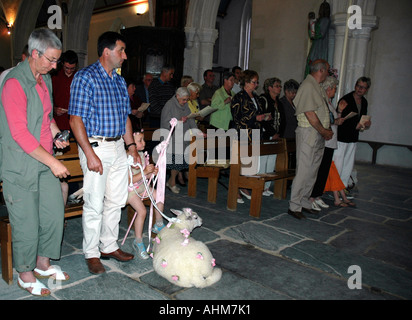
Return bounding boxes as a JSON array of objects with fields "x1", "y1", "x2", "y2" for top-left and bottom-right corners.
[{"x1": 1, "y1": 162, "x2": 412, "y2": 305}]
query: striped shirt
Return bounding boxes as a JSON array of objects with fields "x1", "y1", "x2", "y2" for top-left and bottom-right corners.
[{"x1": 69, "y1": 61, "x2": 130, "y2": 137}]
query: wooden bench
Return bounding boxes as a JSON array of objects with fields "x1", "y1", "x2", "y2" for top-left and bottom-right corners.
[
  {"x1": 188, "y1": 136, "x2": 230, "y2": 203},
  {"x1": 226, "y1": 138, "x2": 295, "y2": 218}
]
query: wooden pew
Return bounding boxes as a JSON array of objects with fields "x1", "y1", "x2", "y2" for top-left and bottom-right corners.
[
  {"x1": 227, "y1": 138, "x2": 295, "y2": 218},
  {"x1": 188, "y1": 136, "x2": 230, "y2": 203}
]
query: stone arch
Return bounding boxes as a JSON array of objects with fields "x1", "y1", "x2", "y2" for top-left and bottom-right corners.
[{"x1": 184, "y1": 0, "x2": 220, "y2": 82}]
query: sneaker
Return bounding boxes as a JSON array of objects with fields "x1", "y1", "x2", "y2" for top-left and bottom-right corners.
[
  {"x1": 311, "y1": 201, "x2": 322, "y2": 212},
  {"x1": 314, "y1": 198, "x2": 329, "y2": 208},
  {"x1": 263, "y1": 189, "x2": 274, "y2": 196},
  {"x1": 344, "y1": 189, "x2": 354, "y2": 200},
  {"x1": 152, "y1": 223, "x2": 165, "y2": 234},
  {"x1": 237, "y1": 198, "x2": 244, "y2": 204},
  {"x1": 132, "y1": 240, "x2": 149, "y2": 260}
]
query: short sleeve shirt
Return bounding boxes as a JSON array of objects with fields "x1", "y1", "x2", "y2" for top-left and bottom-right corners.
[
  {"x1": 294, "y1": 74, "x2": 330, "y2": 129},
  {"x1": 69, "y1": 61, "x2": 130, "y2": 137}
]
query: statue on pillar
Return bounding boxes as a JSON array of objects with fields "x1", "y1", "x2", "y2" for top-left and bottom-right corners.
[{"x1": 305, "y1": 1, "x2": 331, "y2": 77}]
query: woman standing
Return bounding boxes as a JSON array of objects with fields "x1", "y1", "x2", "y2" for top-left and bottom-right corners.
[
  {"x1": 0, "y1": 29, "x2": 70, "y2": 296},
  {"x1": 309, "y1": 76, "x2": 345, "y2": 210},
  {"x1": 161, "y1": 87, "x2": 198, "y2": 193},
  {"x1": 231, "y1": 70, "x2": 267, "y2": 202},
  {"x1": 258, "y1": 77, "x2": 283, "y2": 196}
]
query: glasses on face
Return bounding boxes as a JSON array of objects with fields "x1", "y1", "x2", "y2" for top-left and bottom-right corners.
[
  {"x1": 251, "y1": 81, "x2": 259, "y2": 85},
  {"x1": 39, "y1": 51, "x2": 59, "y2": 64},
  {"x1": 356, "y1": 84, "x2": 368, "y2": 90}
]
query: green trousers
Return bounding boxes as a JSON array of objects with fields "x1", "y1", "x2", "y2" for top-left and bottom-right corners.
[{"x1": 2, "y1": 166, "x2": 65, "y2": 273}]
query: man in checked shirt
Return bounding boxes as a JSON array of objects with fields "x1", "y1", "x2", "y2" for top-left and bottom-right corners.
[{"x1": 69, "y1": 32, "x2": 139, "y2": 275}]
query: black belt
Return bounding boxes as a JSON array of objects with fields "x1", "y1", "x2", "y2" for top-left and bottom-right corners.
[{"x1": 91, "y1": 136, "x2": 122, "y2": 142}]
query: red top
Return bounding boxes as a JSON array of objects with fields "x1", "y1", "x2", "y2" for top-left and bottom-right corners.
[
  {"x1": 52, "y1": 68, "x2": 75, "y2": 130},
  {"x1": 1, "y1": 77, "x2": 55, "y2": 154}
]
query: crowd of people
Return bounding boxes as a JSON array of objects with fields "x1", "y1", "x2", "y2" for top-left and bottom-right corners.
[{"x1": 0, "y1": 28, "x2": 371, "y2": 297}]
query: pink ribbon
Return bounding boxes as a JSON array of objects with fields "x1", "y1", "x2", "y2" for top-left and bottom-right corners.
[{"x1": 122, "y1": 118, "x2": 178, "y2": 247}]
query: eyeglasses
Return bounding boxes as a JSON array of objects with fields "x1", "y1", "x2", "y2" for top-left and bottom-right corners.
[
  {"x1": 356, "y1": 84, "x2": 368, "y2": 90},
  {"x1": 39, "y1": 51, "x2": 59, "y2": 64},
  {"x1": 251, "y1": 81, "x2": 259, "y2": 85}
]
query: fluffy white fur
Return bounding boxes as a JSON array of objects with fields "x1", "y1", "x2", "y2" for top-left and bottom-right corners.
[{"x1": 152, "y1": 208, "x2": 222, "y2": 288}]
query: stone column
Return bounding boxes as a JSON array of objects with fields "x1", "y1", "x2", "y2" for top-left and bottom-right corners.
[
  {"x1": 183, "y1": 27, "x2": 200, "y2": 82},
  {"x1": 197, "y1": 28, "x2": 219, "y2": 82}
]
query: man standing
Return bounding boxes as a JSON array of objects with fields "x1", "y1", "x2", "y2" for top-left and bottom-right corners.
[
  {"x1": 333, "y1": 77, "x2": 372, "y2": 193},
  {"x1": 288, "y1": 59, "x2": 333, "y2": 219},
  {"x1": 52, "y1": 50, "x2": 78, "y2": 131},
  {"x1": 232, "y1": 66, "x2": 242, "y2": 94},
  {"x1": 69, "y1": 31, "x2": 138, "y2": 275},
  {"x1": 199, "y1": 69, "x2": 219, "y2": 109},
  {"x1": 148, "y1": 65, "x2": 175, "y2": 128},
  {"x1": 135, "y1": 72, "x2": 153, "y2": 103}
]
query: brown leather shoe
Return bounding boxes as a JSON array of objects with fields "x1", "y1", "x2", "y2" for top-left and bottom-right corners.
[
  {"x1": 100, "y1": 249, "x2": 134, "y2": 262},
  {"x1": 288, "y1": 209, "x2": 306, "y2": 220},
  {"x1": 86, "y1": 258, "x2": 106, "y2": 274}
]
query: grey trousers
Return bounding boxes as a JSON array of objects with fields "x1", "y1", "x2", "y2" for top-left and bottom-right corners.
[
  {"x1": 289, "y1": 126, "x2": 325, "y2": 212},
  {"x1": 2, "y1": 166, "x2": 64, "y2": 272}
]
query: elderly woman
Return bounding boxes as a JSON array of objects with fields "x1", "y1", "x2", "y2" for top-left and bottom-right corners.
[
  {"x1": 187, "y1": 82, "x2": 202, "y2": 123},
  {"x1": 210, "y1": 72, "x2": 235, "y2": 131},
  {"x1": 161, "y1": 87, "x2": 198, "y2": 193},
  {"x1": 309, "y1": 76, "x2": 346, "y2": 210},
  {"x1": 0, "y1": 29, "x2": 70, "y2": 296}
]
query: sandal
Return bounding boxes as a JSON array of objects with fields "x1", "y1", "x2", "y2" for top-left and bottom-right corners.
[
  {"x1": 344, "y1": 201, "x2": 356, "y2": 207},
  {"x1": 34, "y1": 265, "x2": 70, "y2": 281},
  {"x1": 334, "y1": 201, "x2": 348, "y2": 207},
  {"x1": 18, "y1": 276, "x2": 50, "y2": 297}
]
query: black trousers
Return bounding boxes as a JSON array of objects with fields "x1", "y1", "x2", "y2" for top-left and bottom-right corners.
[{"x1": 311, "y1": 147, "x2": 334, "y2": 198}]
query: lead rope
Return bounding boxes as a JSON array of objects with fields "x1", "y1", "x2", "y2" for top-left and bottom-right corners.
[{"x1": 121, "y1": 118, "x2": 179, "y2": 252}]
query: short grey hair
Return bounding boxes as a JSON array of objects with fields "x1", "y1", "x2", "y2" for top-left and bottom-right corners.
[
  {"x1": 310, "y1": 59, "x2": 329, "y2": 74},
  {"x1": 187, "y1": 82, "x2": 201, "y2": 94},
  {"x1": 321, "y1": 76, "x2": 339, "y2": 91},
  {"x1": 28, "y1": 28, "x2": 62, "y2": 57},
  {"x1": 176, "y1": 87, "x2": 189, "y2": 98}
]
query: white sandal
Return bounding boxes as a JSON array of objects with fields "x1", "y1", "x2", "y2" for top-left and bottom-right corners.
[
  {"x1": 34, "y1": 265, "x2": 69, "y2": 281},
  {"x1": 18, "y1": 276, "x2": 50, "y2": 297}
]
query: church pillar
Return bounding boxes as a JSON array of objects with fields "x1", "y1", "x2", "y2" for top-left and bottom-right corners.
[
  {"x1": 197, "y1": 28, "x2": 219, "y2": 82},
  {"x1": 344, "y1": 16, "x2": 378, "y2": 93},
  {"x1": 183, "y1": 27, "x2": 200, "y2": 82}
]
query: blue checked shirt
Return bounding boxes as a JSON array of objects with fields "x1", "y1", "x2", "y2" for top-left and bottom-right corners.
[{"x1": 69, "y1": 61, "x2": 131, "y2": 137}]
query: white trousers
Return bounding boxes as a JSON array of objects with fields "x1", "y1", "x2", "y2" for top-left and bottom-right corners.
[
  {"x1": 333, "y1": 141, "x2": 357, "y2": 188},
  {"x1": 258, "y1": 154, "x2": 277, "y2": 189},
  {"x1": 79, "y1": 139, "x2": 129, "y2": 259}
]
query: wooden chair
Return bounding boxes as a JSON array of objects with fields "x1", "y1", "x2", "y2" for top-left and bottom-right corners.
[
  {"x1": 227, "y1": 138, "x2": 295, "y2": 218},
  {"x1": 188, "y1": 136, "x2": 230, "y2": 203}
]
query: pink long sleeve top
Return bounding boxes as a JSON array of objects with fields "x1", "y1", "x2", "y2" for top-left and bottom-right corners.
[{"x1": 1, "y1": 77, "x2": 55, "y2": 154}]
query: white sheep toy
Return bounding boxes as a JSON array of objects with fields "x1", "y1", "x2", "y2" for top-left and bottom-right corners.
[{"x1": 152, "y1": 208, "x2": 222, "y2": 288}]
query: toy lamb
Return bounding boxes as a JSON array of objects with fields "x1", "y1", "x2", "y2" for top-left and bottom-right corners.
[{"x1": 152, "y1": 208, "x2": 222, "y2": 288}]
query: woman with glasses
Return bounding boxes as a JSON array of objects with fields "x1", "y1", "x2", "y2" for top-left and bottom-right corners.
[
  {"x1": 0, "y1": 28, "x2": 70, "y2": 296},
  {"x1": 231, "y1": 70, "x2": 267, "y2": 202},
  {"x1": 258, "y1": 77, "x2": 283, "y2": 196}
]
